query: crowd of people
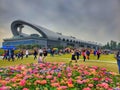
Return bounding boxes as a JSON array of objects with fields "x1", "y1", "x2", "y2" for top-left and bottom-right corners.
[
  {"x1": 1, "y1": 47, "x2": 120, "y2": 74},
  {"x1": 69, "y1": 48, "x2": 101, "y2": 63},
  {"x1": 2, "y1": 49, "x2": 24, "y2": 61},
  {"x1": 2, "y1": 47, "x2": 101, "y2": 62}
]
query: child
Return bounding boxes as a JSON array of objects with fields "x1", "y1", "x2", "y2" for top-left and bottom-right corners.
[{"x1": 38, "y1": 54, "x2": 43, "y2": 63}]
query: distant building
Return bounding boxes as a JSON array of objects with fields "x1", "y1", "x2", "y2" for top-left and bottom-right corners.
[{"x1": 3, "y1": 20, "x2": 100, "y2": 49}]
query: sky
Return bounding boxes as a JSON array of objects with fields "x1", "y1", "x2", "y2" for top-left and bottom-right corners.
[{"x1": 0, "y1": 0, "x2": 120, "y2": 46}]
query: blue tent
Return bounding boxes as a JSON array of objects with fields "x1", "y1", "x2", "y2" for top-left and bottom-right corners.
[{"x1": 1, "y1": 46, "x2": 16, "y2": 50}]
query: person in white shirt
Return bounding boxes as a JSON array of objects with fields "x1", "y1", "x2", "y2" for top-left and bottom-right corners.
[
  {"x1": 38, "y1": 48, "x2": 43, "y2": 56},
  {"x1": 25, "y1": 49, "x2": 29, "y2": 58}
]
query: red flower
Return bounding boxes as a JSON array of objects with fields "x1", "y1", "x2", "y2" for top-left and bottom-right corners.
[
  {"x1": 23, "y1": 88, "x2": 29, "y2": 90},
  {"x1": 19, "y1": 80, "x2": 26, "y2": 86}
]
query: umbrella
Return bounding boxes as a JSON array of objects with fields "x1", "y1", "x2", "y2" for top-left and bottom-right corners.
[{"x1": 1, "y1": 46, "x2": 16, "y2": 50}]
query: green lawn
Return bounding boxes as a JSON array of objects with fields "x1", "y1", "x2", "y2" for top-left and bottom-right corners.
[{"x1": 0, "y1": 54, "x2": 118, "y2": 73}]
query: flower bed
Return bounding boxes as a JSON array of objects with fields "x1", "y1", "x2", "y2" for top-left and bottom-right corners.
[{"x1": 0, "y1": 62, "x2": 120, "y2": 90}]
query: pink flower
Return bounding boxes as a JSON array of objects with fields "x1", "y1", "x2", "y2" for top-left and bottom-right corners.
[
  {"x1": 50, "y1": 70, "x2": 54, "y2": 74},
  {"x1": 83, "y1": 79, "x2": 89, "y2": 83},
  {"x1": 77, "y1": 80, "x2": 83, "y2": 84},
  {"x1": 108, "y1": 88, "x2": 113, "y2": 90},
  {"x1": 83, "y1": 71, "x2": 89, "y2": 75},
  {"x1": 59, "y1": 86, "x2": 68, "y2": 89},
  {"x1": 101, "y1": 68, "x2": 106, "y2": 71},
  {"x1": 101, "y1": 83, "x2": 109, "y2": 89},
  {"x1": 67, "y1": 73, "x2": 72, "y2": 77},
  {"x1": 51, "y1": 83, "x2": 60, "y2": 87},
  {"x1": 73, "y1": 66, "x2": 78, "y2": 69},
  {"x1": 88, "y1": 84, "x2": 93, "y2": 87},
  {"x1": 23, "y1": 88, "x2": 29, "y2": 90},
  {"x1": 105, "y1": 77, "x2": 112, "y2": 82},
  {"x1": 11, "y1": 78, "x2": 16, "y2": 82},
  {"x1": 68, "y1": 78, "x2": 72, "y2": 84},
  {"x1": 97, "y1": 83, "x2": 109, "y2": 89},
  {"x1": 83, "y1": 87, "x2": 91, "y2": 90},
  {"x1": 93, "y1": 78, "x2": 99, "y2": 81},
  {"x1": 40, "y1": 80, "x2": 47, "y2": 85},
  {"x1": 5, "y1": 77, "x2": 10, "y2": 81},
  {"x1": 46, "y1": 75, "x2": 53, "y2": 79},
  {"x1": 57, "y1": 73, "x2": 62, "y2": 77},
  {"x1": 0, "y1": 86, "x2": 10, "y2": 90},
  {"x1": 19, "y1": 80, "x2": 26, "y2": 86},
  {"x1": 52, "y1": 66, "x2": 57, "y2": 70},
  {"x1": 92, "y1": 66, "x2": 98, "y2": 70},
  {"x1": 66, "y1": 67, "x2": 71, "y2": 72},
  {"x1": 51, "y1": 80, "x2": 55, "y2": 83}
]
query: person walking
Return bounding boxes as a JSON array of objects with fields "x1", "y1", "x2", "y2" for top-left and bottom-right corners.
[
  {"x1": 11, "y1": 49, "x2": 14, "y2": 61},
  {"x1": 69, "y1": 49, "x2": 77, "y2": 65},
  {"x1": 86, "y1": 50, "x2": 90, "y2": 60},
  {"x1": 97, "y1": 49, "x2": 101, "y2": 60},
  {"x1": 8, "y1": 49, "x2": 11, "y2": 61},
  {"x1": 34, "y1": 49, "x2": 38, "y2": 60},
  {"x1": 38, "y1": 48, "x2": 43, "y2": 56},
  {"x1": 43, "y1": 48, "x2": 48, "y2": 62},
  {"x1": 6, "y1": 50, "x2": 9, "y2": 61},
  {"x1": 25, "y1": 49, "x2": 29, "y2": 58},
  {"x1": 115, "y1": 50, "x2": 120, "y2": 74},
  {"x1": 2, "y1": 50, "x2": 7, "y2": 60},
  {"x1": 76, "y1": 50, "x2": 80, "y2": 60},
  {"x1": 20, "y1": 50, "x2": 24, "y2": 60},
  {"x1": 17, "y1": 51, "x2": 21, "y2": 60},
  {"x1": 82, "y1": 50, "x2": 86, "y2": 62},
  {"x1": 94, "y1": 50, "x2": 97, "y2": 56}
]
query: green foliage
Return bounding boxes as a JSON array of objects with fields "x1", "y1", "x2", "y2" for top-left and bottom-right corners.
[
  {"x1": 103, "y1": 40, "x2": 120, "y2": 50},
  {"x1": 55, "y1": 45, "x2": 64, "y2": 49},
  {"x1": 17, "y1": 44, "x2": 41, "y2": 49}
]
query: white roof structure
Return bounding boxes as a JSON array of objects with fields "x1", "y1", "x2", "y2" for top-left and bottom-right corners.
[{"x1": 11, "y1": 20, "x2": 99, "y2": 46}]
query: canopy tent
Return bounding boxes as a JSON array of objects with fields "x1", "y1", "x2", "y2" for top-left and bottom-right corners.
[{"x1": 1, "y1": 46, "x2": 16, "y2": 50}]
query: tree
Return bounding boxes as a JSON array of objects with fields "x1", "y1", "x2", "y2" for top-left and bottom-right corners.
[
  {"x1": 26, "y1": 45, "x2": 32, "y2": 49},
  {"x1": 118, "y1": 43, "x2": 120, "y2": 49},
  {"x1": 32, "y1": 44, "x2": 41, "y2": 49},
  {"x1": 103, "y1": 40, "x2": 119, "y2": 50},
  {"x1": 17, "y1": 44, "x2": 41, "y2": 49},
  {"x1": 102, "y1": 42, "x2": 110, "y2": 49},
  {"x1": 17, "y1": 45, "x2": 26, "y2": 49},
  {"x1": 106, "y1": 42, "x2": 110, "y2": 49}
]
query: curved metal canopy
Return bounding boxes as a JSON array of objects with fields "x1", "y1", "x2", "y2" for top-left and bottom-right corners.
[{"x1": 11, "y1": 20, "x2": 98, "y2": 46}]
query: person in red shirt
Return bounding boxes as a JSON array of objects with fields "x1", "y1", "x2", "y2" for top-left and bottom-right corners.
[
  {"x1": 97, "y1": 49, "x2": 101, "y2": 60},
  {"x1": 82, "y1": 49, "x2": 87, "y2": 62}
]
